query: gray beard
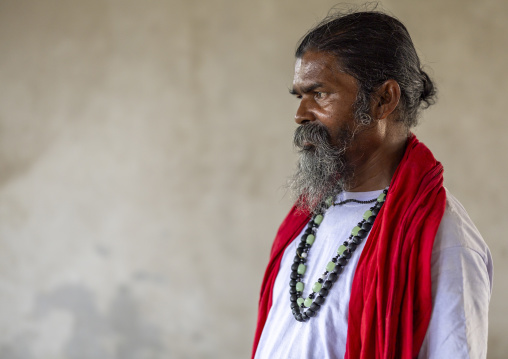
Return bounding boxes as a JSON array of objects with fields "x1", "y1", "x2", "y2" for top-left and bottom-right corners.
[{"x1": 287, "y1": 122, "x2": 355, "y2": 214}]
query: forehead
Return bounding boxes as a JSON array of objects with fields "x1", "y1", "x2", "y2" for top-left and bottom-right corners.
[{"x1": 293, "y1": 51, "x2": 356, "y2": 89}]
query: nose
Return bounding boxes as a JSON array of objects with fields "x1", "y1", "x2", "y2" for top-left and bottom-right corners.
[{"x1": 294, "y1": 97, "x2": 314, "y2": 125}]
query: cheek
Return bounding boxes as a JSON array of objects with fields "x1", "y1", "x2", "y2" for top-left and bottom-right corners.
[
  {"x1": 322, "y1": 111, "x2": 358, "y2": 146},
  {"x1": 322, "y1": 103, "x2": 355, "y2": 129}
]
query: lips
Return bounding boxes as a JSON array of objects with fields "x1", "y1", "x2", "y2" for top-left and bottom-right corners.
[
  {"x1": 294, "y1": 122, "x2": 329, "y2": 151},
  {"x1": 302, "y1": 142, "x2": 315, "y2": 151}
]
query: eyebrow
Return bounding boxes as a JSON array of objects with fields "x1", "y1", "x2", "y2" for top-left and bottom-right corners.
[{"x1": 289, "y1": 82, "x2": 324, "y2": 95}]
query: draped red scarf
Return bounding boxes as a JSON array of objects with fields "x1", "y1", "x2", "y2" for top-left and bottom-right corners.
[{"x1": 252, "y1": 135, "x2": 446, "y2": 359}]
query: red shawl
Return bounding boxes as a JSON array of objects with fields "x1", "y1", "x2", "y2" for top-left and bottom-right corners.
[{"x1": 252, "y1": 135, "x2": 446, "y2": 359}]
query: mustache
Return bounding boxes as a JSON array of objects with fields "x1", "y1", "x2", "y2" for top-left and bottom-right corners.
[{"x1": 293, "y1": 122, "x2": 333, "y2": 150}]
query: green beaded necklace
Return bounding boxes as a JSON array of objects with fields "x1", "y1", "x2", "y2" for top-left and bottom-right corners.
[{"x1": 289, "y1": 189, "x2": 388, "y2": 321}]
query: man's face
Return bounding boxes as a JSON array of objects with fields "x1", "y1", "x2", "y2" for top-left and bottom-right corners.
[
  {"x1": 288, "y1": 51, "x2": 371, "y2": 212},
  {"x1": 291, "y1": 51, "x2": 361, "y2": 147}
]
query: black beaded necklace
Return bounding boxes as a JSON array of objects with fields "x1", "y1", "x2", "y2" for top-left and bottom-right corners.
[
  {"x1": 333, "y1": 197, "x2": 378, "y2": 206},
  {"x1": 289, "y1": 188, "x2": 388, "y2": 322}
]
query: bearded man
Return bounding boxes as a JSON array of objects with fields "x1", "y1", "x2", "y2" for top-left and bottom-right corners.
[{"x1": 252, "y1": 10, "x2": 493, "y2": 359}]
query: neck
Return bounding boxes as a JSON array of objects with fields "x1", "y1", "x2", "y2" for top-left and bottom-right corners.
[{"x1": 346, "y1": 123, "x2": 409, "y2": 192}]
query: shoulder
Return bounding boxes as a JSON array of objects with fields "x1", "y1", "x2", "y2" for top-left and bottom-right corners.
[
  {"x1": 435, "y1": 189, "x2": 490, "y2": 257},
  {"x1": 433, "y1": 188, "x2": 493, "y2": 290},
  {"x1": 420, "y1": 189, "x2": 493, "y2": 358},
  {"x1": 418, "y1": 190, "x2": 493, "y2": 359}
]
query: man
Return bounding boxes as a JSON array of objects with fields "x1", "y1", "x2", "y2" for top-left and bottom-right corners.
[{"x1": 252, "y1": 10, "x2": 493, "y2": 359}]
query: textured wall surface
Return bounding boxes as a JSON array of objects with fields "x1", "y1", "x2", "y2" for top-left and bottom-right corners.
[{"x1": 0, "y1": 0, "x2": 506, "y2": 358}]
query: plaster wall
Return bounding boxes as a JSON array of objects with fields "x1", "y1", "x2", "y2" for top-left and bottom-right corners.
[{"x1": 0, "y1": 0, "x2": 506, "y2": 358}]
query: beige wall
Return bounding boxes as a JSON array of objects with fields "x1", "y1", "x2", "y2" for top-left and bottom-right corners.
[{"x1": 0, "y1": 0, "x2": 506, "y2": 358}]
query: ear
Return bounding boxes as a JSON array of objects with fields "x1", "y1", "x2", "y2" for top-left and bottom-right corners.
[{"x1": 372, "y1": 79, "x2": 401, "y2": 120}]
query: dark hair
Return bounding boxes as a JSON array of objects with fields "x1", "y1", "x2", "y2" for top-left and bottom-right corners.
[{"x1": 296, "y1": 10, "x2": 436, "y2": 128}]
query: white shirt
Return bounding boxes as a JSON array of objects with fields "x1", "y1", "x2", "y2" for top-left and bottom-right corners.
[{"x1": 255, "y1": 189, "x2": 493, "y2": 359}]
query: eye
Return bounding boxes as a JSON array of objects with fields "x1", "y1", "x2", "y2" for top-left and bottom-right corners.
[{"x1": 314, "y1": 92, "x2": 326, "y2": 99}]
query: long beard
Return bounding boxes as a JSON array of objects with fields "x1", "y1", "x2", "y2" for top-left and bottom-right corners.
[{"x1": 287, "y1": 122, "x2": 355, "y2": 213}]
